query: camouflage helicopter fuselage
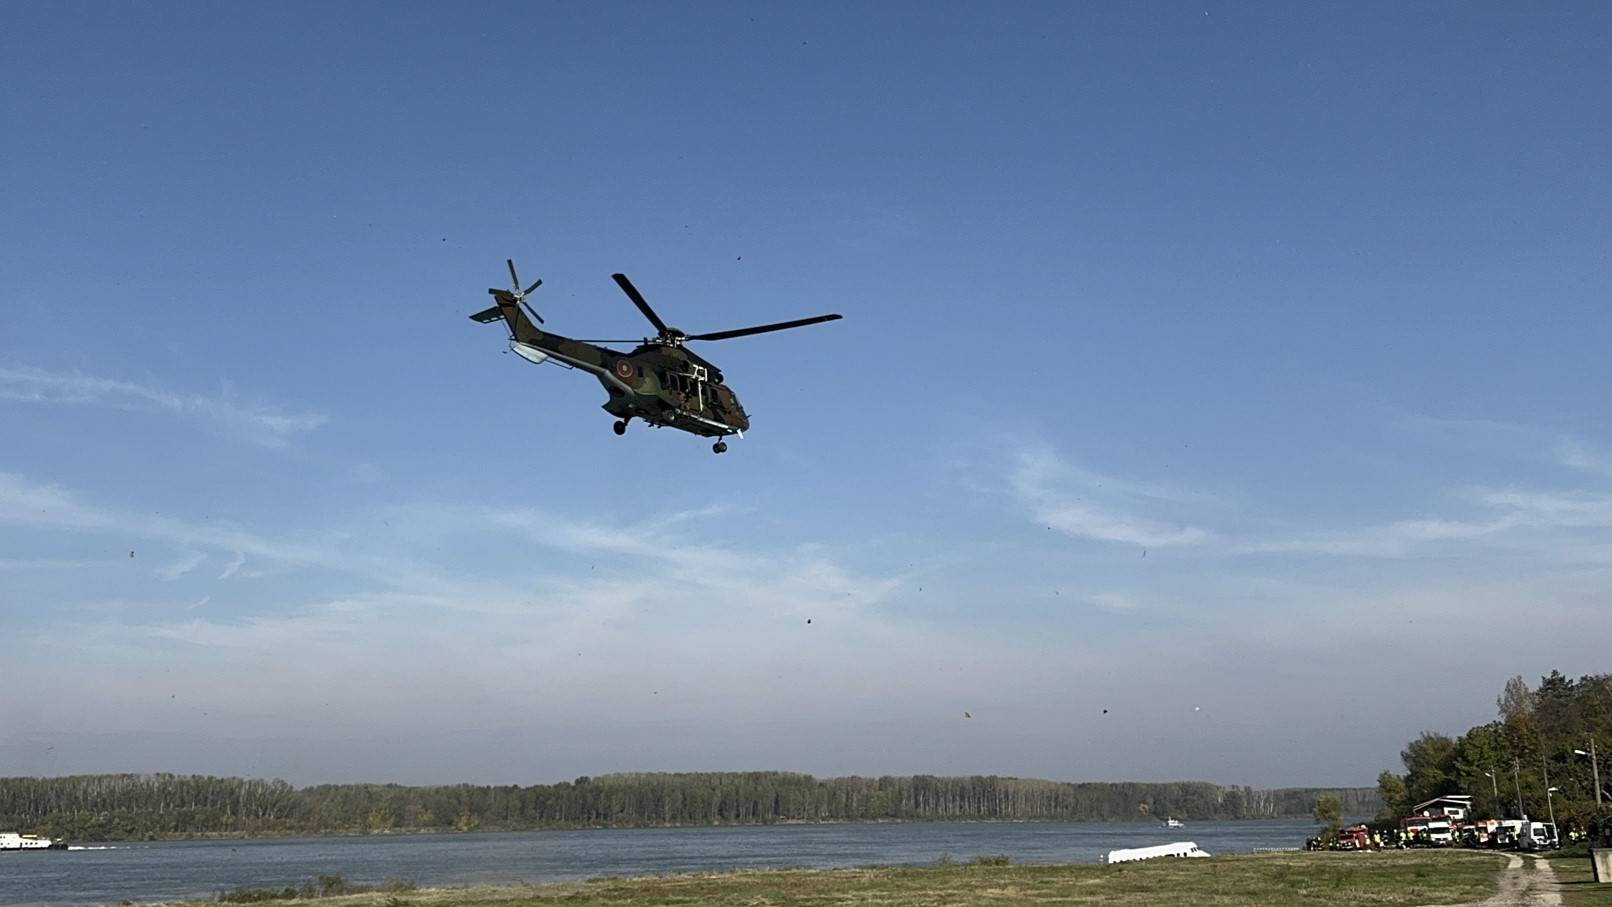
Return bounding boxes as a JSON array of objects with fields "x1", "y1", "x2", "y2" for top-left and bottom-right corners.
[{"x1": 473, "y1": 291, "x2": 749, "y2": 439}]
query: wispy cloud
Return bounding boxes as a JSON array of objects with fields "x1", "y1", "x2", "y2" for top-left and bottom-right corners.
[
  {"x1": 1237, "y1": 515, "x2": 1519, "y2": 557},
  {"x1": 1240, "y1": 487, "x2": 1612, "y2": 559},
  {"x1": 217, "y1": 550, "x2": 247, "y2": 580},
  {"x1": 1009, "y1": 448, "x2": 1210, "y2": 547},
  {"x1": 0, "y1": 472, "x2": 906, "y2": 639},
  {"x1": 1478, "y1": 488, "x2": 1612, "y2": 528},
  {"x1": 0, "y1": 557, "x2": 110, "y2": 572},
  {"x1": 481, "y1": 501, "x2": 905, "y2": 618},
  {"x1": 1089, "y1": 592, "x2": 1141, "y2": 613},
  {"x1": 0, "y1": 472, "x2": 349, "y2": 580},
  {"x1": 1557, "y1": 439, "x2": 1612, "y2": 479},
  {"x1": 0, "y1": 365, "x2": 326, "y2": 447},
  {"x1": 157, "y1": 550, "x2": 207, "y2": 581}
]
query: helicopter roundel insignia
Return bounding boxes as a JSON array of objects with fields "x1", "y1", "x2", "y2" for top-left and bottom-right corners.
[{"x1": 613, "y1": 359, "x2": 636, "y2": 381}]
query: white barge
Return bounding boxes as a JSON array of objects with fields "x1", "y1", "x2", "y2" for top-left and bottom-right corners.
[
  {"x1": 0, "y1": 832, "x2": 66, "y2": 851},
  {"x1": 1104, "y1": 841, "x2": 1210, "y2": 864}
]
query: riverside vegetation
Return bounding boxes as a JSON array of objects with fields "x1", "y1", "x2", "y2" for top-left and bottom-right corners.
[
  {"x1": 0, "y1": 773, "x2": 1378, "y2": 841},
  {"x1": 1376, "y1": 670, "x2": 1612, "y2": 837}
]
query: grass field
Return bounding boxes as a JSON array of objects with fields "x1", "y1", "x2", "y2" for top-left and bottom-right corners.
[
  {"x1": 1549, "y1": 848, "x2": 1612, "y2": 907},
  {"x1": 165, "y1": 850, "x2": 1507, "y2": 907}
]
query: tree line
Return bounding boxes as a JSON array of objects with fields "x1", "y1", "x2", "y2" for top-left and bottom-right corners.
[
  {"x1": 1377, "y1": 670, "x2": 1612, "y2": 832},
  {"x1": 0, "y1": 771, "x2": 1379, "y2": 840}
]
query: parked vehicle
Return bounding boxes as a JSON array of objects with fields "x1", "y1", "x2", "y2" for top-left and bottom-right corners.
[
  {"x1": 1335, "y1": 825, "x2": 1372, "y2": 850},
  {"x1": 1521, "y1": 821, "x2": 1558, "y2": 850},
  {"x1": 1400, "y1": 816, "x2": 1454, "y2": 846}
]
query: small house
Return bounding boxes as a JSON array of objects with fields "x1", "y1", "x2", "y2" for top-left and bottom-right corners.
[{"x1": 1411, "y1": 795, "x2": 1472, "y2": 821}]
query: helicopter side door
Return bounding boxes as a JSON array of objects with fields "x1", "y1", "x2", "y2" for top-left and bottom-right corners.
[
  {"x1": 685, "y1": 364, "x2": 709, "y2": 413},
  {"x1": 661, "y1": 366, "x2": 708, "y2": 414}
]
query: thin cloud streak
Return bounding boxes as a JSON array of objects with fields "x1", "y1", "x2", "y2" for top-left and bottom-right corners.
[
  {"x1": 1009, "y1": 448, "x2": 1211, "y2": 547},
  {"x1": 1557, "y1": 439, "x2": 1612, "y2": 478},
  {"x1": 1236, "y1": 515, "x2": 1521, "y2": 557},
  {"x1": 998, "y1": 434, "x2": 1612, "y2": 561},
  {"x1": 0, "y1": 472, "x2": 906, "y2": 636},
  {"x1": 1241, "y1": 488, "x2": 1612, "y2": 559},
  {"x1": 157, "y1": 550, "x2": 207, "y2": 581},
  {"x1": 0, "y1": 557, "x2": 111, "y2": 572},
  {"x1": 0, "y1": 472, "x2": 411, "y2": 589},
  {"x1": 218, "y1": 551, "x2": 247, "y2": 580},
  {"x1": 0, "y1": 365, "x2": 326, "y2": 447}
]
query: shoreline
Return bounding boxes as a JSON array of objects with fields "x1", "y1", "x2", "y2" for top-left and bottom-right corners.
[{"x1": 40, "y1": 814, "x2": 1330, "y2": 845}]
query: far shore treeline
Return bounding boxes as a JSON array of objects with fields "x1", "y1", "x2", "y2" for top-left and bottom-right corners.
[{"x1": 0, "y1": 773, "x2": 1380, "y2": 841}]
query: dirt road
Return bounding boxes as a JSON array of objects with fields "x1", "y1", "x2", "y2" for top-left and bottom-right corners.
[{"x1": 1471, "y1": 854, "x2": 1562, "y2": 907}]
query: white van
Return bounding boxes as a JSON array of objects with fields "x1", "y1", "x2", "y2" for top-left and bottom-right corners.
[
  {"x1": 1423, "y1": 819, "x2": 1454, "y2": 845},
  {"x1": 1524, "y1": 822, "x2": 1558, "y2": 849}
]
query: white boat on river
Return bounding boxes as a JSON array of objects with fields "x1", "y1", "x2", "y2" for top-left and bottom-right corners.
[{"x1": 0, "y1": 832, "x2": 66, "y2": 851}]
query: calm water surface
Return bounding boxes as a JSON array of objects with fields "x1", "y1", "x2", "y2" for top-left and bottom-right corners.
[{"x1": 2, "y1": 819, "x2": 1321, "y2": 907}]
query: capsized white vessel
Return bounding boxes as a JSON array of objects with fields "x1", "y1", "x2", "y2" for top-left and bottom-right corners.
[{"x1": 1104, "y1": 841, "x2": 1210, "y2": 864}]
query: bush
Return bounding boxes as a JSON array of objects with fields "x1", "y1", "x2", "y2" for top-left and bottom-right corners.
[
  {"x1": 216, "y1": 886, "x2": 300, "y2": 903},
  {"x1": 213, "y1": 874, "x2": 416, "y2": 902}
]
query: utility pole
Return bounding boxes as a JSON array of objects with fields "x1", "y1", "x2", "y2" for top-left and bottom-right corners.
[
  {"x1": 1485, "y1": 771, "x2": 1500, "y2": 816},
  {"x1": 1514, "y1": 759, "x2": 1526, "y2": 822},
  {"x1": 1592, "y1": 737, "x2": 1603, "y2": 807},
  {"x1": 1575, "y1": 737, "x2": 1603, "y2": 807}
]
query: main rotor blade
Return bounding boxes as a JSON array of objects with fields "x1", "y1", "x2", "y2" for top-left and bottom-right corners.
[
  {"x1": 611, "y1": 273, "x2": 670, "y2": 335},
  {"x1": 686, "y1": 313, "x2": 843, "y2": 342}
]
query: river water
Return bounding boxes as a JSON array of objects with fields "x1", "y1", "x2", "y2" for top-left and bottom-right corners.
[{"x1": 2, "y1": 819, "x2": 1322, "y2": 906}]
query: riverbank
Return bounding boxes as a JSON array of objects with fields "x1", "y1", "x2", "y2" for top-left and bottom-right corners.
[
  {"x1": 158, "y1": 850, "x2": 1504, "y2": 907},
  {"x1": 28, "y1": 815, "x2": 1363, "y2": 845}
]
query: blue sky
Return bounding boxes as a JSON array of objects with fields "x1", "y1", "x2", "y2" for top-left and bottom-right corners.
[{"x1": 3, "y1": 2, "x2": 1610, "y2": 788}]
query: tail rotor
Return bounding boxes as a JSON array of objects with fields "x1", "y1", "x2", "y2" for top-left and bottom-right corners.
[{"x1": 493, "y1": 258, "x2": 545, "y2": 324}]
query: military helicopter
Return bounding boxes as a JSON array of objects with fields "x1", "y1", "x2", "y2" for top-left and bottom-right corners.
[{"x1": 470, "y1": 260, "x2": 841, "y2": 453}]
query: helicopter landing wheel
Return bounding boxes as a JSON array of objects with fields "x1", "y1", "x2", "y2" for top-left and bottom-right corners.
[
  {"x1": 712, "y1": 441, "x2": 728, "y2": 454},
  {"x1": 612, "y1": 420, "x2": 628, "y2": 436}
]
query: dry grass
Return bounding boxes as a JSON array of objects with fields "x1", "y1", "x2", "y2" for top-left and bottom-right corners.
[
  {"x1": 1548, "y1": 850, "x2": 1612, "y2": 907},
  {"x1": 158, "y1": 850, "x2": 1506, "y2": 907}
]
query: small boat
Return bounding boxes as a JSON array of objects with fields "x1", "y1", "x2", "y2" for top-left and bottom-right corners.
[
  {"x1": 0, "y1": 832, "x2": 66, "y2": 851},
  {"x1": 1104, "y1": 841, "x2": 1210, "y2": 864},
  {"x1": 1164, "y1": 817, "x2": 1184, "y2": 828}
]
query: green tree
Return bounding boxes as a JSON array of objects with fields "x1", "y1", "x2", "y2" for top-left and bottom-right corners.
[
  {"x1": 1401, "y1": 732, "x2": 1459, "y2": 806},
  {"x1": 1375, "y1": 770, "x2": 1408, "y2": 821},
  {"x1": 1451, "y1": 723, "x2": 1507, "y2": 819},
  {"x1": 1314, "y1": 794, "x2": 1343, "y2": 843}
]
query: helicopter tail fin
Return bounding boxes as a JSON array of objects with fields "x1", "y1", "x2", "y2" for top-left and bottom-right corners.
[{"x1": 470, "y1": 291, "x2": 543, "y2": 343}]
